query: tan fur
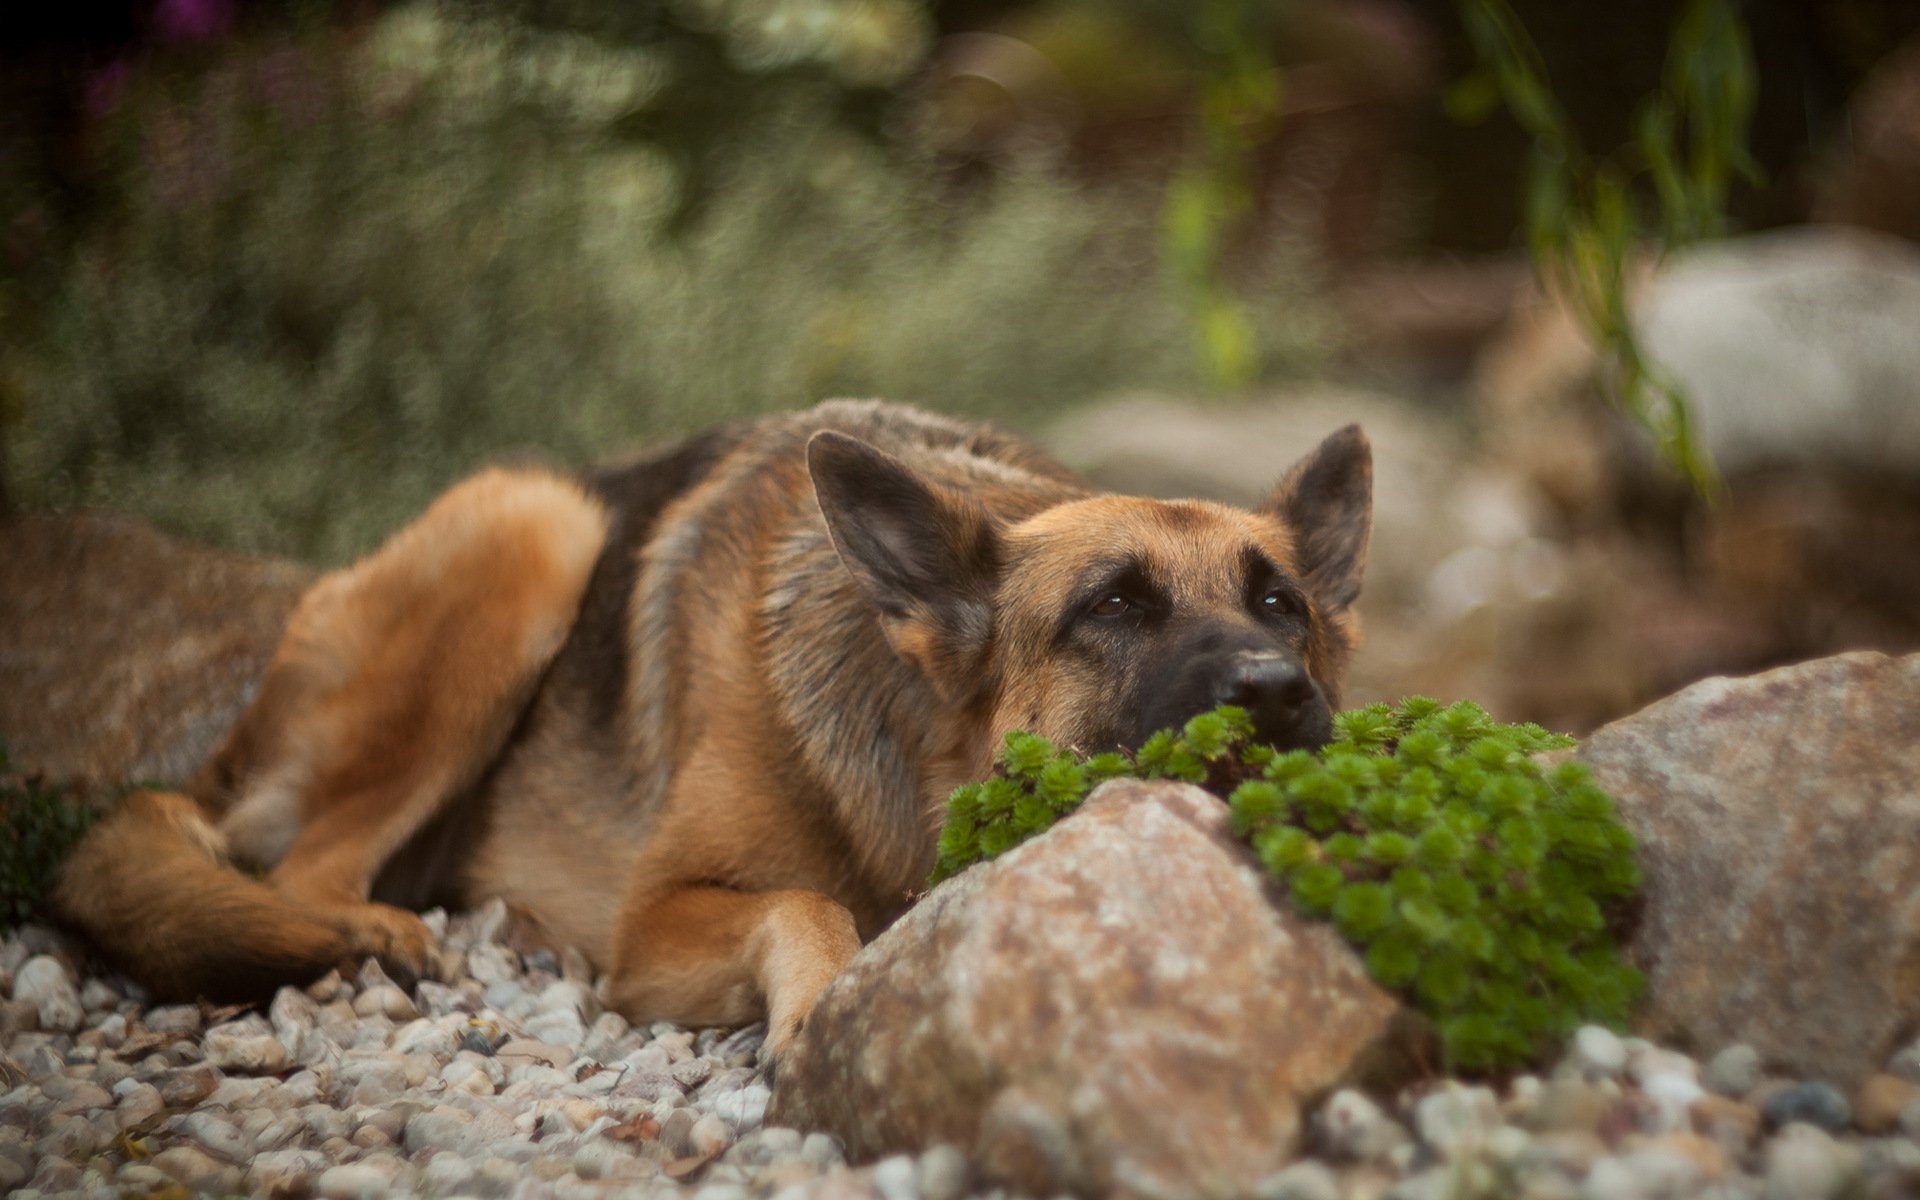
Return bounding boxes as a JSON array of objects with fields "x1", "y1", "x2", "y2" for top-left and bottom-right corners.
[{"x1": 52, "y1": 400, "x2": 1370, "y2": 1056}]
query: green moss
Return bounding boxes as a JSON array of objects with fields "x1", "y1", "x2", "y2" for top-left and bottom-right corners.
[{"x1": 930, "y1": 699, "x2": 1645, "y2": 1073}]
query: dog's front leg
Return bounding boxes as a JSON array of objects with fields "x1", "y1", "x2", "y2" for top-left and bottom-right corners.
[{"x1": 606, "y1": 885, "x2": 860, "y2": 1061}]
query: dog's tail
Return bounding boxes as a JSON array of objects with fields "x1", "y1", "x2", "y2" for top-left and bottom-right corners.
[{"x1": 51, "y1": 790, "x2": 354, "y2": 1002}]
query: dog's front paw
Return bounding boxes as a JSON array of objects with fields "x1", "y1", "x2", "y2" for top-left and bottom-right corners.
[{"x1": 333, "y1": 902, "x2": 437, "y2": 990}]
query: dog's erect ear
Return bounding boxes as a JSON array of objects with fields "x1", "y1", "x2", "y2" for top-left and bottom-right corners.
[
  {"x1": 808, "y1": 432, "x2": 1000, "y2": 680},
  {"x1": 1261, "y1": 424, "x2": 1372, "y2": 613}
]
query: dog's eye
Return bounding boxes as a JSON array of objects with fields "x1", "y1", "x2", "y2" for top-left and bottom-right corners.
[
  {"x1": 1259, "y1": 589, "x2": 1303, "y2": 619},
  {"x1": 1089, "y1": 594, "x2": 1133, "y2": 619}
]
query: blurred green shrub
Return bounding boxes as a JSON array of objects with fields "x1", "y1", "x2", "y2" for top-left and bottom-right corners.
[
  {"x1": 0, "y1": 748, "x2": 98, "y2": 929},
  {"x1": 2, "y1": 4, "x2": 1328, "y2": 563}
]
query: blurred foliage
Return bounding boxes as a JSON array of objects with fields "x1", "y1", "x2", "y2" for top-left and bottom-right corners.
[
  {"x1": 1161, "y1": 0, "x2": 1287, "y2": 389},
  {"x1": 1451, "y1": 0, "x2": 1759, "y2": 498},
  {"x1": 1, "y1": 3, "x2": 1328, "y2": 563},
  {"x1": 0, "y1": 748, "x2": 98, "y2": 929}
]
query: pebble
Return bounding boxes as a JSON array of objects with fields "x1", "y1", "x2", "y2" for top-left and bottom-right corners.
[
  {"x1": 918, "y1": 1143, "x2": 970, "y2": 1200},
  {"x1": 178, "y1": 1109, "x2": 252, "y2": 1160},
  {"x1": 317, "y1": 1161, "x2": 395, "y2": 1199},
  {"x1": 1764, "y1": 1124, "x2": 1851, "y2": 1200},
  {"x1": 145, "y1": 1003, "x2": 203, "y2": 1035},
  {"x1": 1641, "y1": 1072, "x2": 1707, "y2": 1135},
  {"x1": 1764, "y1": 1082, "x2": 1852, "y2": 1133},
  {"x1": 1570, "y1": 1026, "x2": 1628, "y2": 1077},
  {"x1": 1414, "y1": 1085, "x2": 1501, "y2": 1158},
  {"x1": 1705, "y1": 1044, "x2": 1763, "y2": 1097},
  {"x1": 1691, "y1": 1093, "x2": 1763, "y2": 1146},
  {"x1": 204, "y1": 1016, "x2": 292, "y2": 1073},
  {"x1": 1853, "y1": 1073, "x2": 1918, "y2": 1134},
  {"x1": 153, "y1": 1143, "x2": 240, "y2": 1192},
  {"x1": 1581, "y1": 1147, "x2": 1703, "y2": 1200},
  {"x1": 11, "y1": 956, "x2": 83, "y2": 1032},
  {"x1": 1316, "y1": 1088, "x2": 1410, "y2": 1162},
  {"x1": 1886, "y1": 1037, "x2": 1920, "y2": 1085},
  {"x1": 7, "y1": 916, "x2": 1918, "y2": 1200},
  {"x1": 1258, "y1": 1159, "x2": 1340, "y2": 1200}
]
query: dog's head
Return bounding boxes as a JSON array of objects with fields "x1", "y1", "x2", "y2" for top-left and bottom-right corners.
[{"x1": 809, "y1": 425, "x2": 1371, "y2": 764}]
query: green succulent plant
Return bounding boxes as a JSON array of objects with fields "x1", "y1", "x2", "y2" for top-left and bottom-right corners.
[{"x1": 931, "y1": 698, "x2": 1644, "y2": 1072}]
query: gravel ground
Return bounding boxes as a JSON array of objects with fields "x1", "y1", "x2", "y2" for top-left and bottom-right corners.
[{"x1": 4, "y1": 905, "x2": 1920, "y2": 1200}]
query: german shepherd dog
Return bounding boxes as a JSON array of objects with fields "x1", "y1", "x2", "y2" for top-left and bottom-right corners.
[{"x1": 54, "y1": 400, "x2": 1371, "y2": 1058}]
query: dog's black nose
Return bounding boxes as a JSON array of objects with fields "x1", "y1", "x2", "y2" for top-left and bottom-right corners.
[{"x1": 1214, "y1": 653, "x2": 1315, "y2": 712}]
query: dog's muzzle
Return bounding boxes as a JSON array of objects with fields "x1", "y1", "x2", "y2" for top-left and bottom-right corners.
[{"x1": 1133, "y1": 645, "x2": 1333, "y2": 754}]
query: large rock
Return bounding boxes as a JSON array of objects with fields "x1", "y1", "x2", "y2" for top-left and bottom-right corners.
[
  {"x1": 1633, "y1": 227, "x2": 1920, "y2": 478},
  {"x1": 1581, "y1": 651, "x2": 1920, "y2": 1087},
  {"x1": 769, "y1": 779, "x2": 1417, "y2": 1200},
  {"x1": 0, "y1": 512, "x2": 310, "y2": 784}
]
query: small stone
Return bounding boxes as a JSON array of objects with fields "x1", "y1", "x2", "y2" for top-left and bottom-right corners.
[
  {"x1": 1764, "y1": 1124, "x2": 1851, "y2": 1200},
  {"x1": 300, "y1": 1104, "x2": 352, "y2": 1143},
  {"x1": 1764, "y1": 1082, "x2": 1852, "y2": 1133},
  {"x1": 1706, "y1": 1044, "x2": 1763, "y2": 1098},
  {"x1": 1527, "y1": 1079, "x2": 1614, "y2": 1134},
  {"x1": 28, "y1": 1156, "x2": 83, "y2": 1193},
  {"x1": 1888, "y1": 1037, "x2": 1920, "y2": 1084},
  {"x1": 1854, "y1": 1073, "x2": 1919, "y2": 1134},
  {"x1": 525, "y1": 1007, "x2": 587, "y2": 1048},
  {"x1": 468, "y1": 942, "x2": 520, "y2": 985},
  {"x1": 1571, "y1": 1026, "x2": 1628, "y2": 1077},
  {"x1": 157, "y1": 1065, "x2": 218, "y2": 1106},
  {"x1": 1691, "y1": 1093, "x2": 1763, "y2": 1147},
  {"x1": 305, "y1": 969, "x2": 349, "y2": 1002},
  {"x1": 1647, "y1": 1131, "x2": 1729, "y2": 1178},
  {"x1": 270, "y1": 986, "x2": 320, "y2": 1039},
  {"x1": 11, "y1": 956, "x2": 83, "y2": 1032},
  {"x1": 85, "y1": 1011, "x2": 127, "y2": 1048},
  {"x1": 871, "y1": 1153, "x2": 918, "y2": 1200},
  {"x1": 712, "y1": 1081, "x2": 771, "y2": 1130},
  {"x1": 1642, "y1": 1072, "x2": 1708, "y2": 1135},
  {"x1": 144, "y1": 1003, "x2": 203, "y2": 1035},
  {"x1": 179, "y1": 1110, "x2": 252, "y2": 1161},
  {"x1": 79, "y1": 978, "x2": 122, "y2": 1012},
  {"x1": 691, "y1": 1112, "x2": 736, "y2": 1156},
  {"x1": 423, "y1": 1155, "x2": 475, "y2": 1192},
  {"x1": 1583, "y1": 1148, "x2": 1704, "y2": 1200},
  {"x1": 916, "y1": 1143, "x2": 969, "y2": 1200},
  {"x1": 317, "y1": 1161, "x2": 395, "y2": 1199},
  {"x1": 247, "y1": 1148, "x2": 328, "y2": 1193},
  {"x1": 1626, "y1": 1046, "x2": 1700, "y2": 1087},
  {"x1": 390, "y1": 1017, "x2": 458, "y2": 1058},
  {"x1": 351, "y1": 985, "x2": 418, "y2": 1021},
  {"x1": 52, "y1": 1081, "x2": 113, "y2": 1115},
  {"x1": 205, "y1": 1030, "x2": 290, "y2": 1073},
  {"x1": 37, "y1": 1112, "x2": 105, "y2": 1159},
  {"x1": 1314, "y1": 1089, "x2": 1410, "y2": 1163},
  {"x1": 1414, "y1": 1085, "x2": 1500, "y2": 1158},
  {"x1": 801, "y1": 1129, "x2": 846, "y2": 1168},
  {"x1": 153, "y1": 1144, "x2": 241, "y2": 1193},
  {"x1": 404, "y1": 1106, "x2": 478, "y2": 1154},
  {"x1": 114, "y1": 1082, "x2": 163, "y2": 1131},
  {"x1": 1257, "y1": 1159, "x2": 1339, "y2": 1200}
]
